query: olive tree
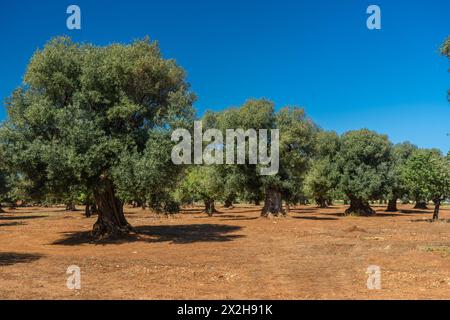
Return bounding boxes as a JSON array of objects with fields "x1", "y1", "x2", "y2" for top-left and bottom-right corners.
[
  {"x1": 260, "y1": 106, "x2": 317, "y2": 216},
  {"x1": 402, "y1": 149, "x2": 450, "y2": 220},
  {"x1": 0, "y1": 37, "x2": 195, "y2": 238},
  {"x1": 176, "y1": 166, "x2": 224, "y2": 216},
  {"x1": 337, "y1": 129, "x2": 393, "y2": 216},
  {"x1": 213, "y1": 99, "x2": 276, "y2": 212}
]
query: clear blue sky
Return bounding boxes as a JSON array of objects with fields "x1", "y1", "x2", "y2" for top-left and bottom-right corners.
[{"x1": 1, "y1": 0, "x2": 449, "y2": 152}]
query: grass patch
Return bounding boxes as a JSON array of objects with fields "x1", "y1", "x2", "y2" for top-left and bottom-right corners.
[{"x1": 419, "y1": 246, "x2": 450, "y2": 257}]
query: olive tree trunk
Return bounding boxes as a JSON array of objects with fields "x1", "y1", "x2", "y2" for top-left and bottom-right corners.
[
  {"x1": 261, "y1": 188, "x2": 285, "y2": 217},
  {"x1": 224, "y1": 193, "x2": 235, "y2": 208},
  {"x1": 345, "y1": 197, "x2": 375, "y2": 216},
  {"x1": 92, "y1": 180, "x2": 132, "y2": 239},
  {"x1": 0, "y1": 204, "x2": 4, "y2": 213},
  {"x1": 386, "y1": 198, "x2": 398, "y2": 212},
  {"x1": 315, "y1": 197, "x2": 328, "y2": 208},
  {"x1": 224, "y1": 199, "x2": 233, "y2": 208},
  {"x1": 203, "y1": 199, "x2": 216, "y2": 216},
  {"x1": 414, "y1": 201, "x2": 428, "y2": 209},
  {"x1": 85, "y1": 204, "x2": 91, "y2": 217},
  {"x1": 432, "y1": 199, "x2": 441, "y2": 221}
]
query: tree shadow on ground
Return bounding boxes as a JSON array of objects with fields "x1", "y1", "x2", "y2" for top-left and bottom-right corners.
[
  {"x1": 136, "y1": 224, "x2": 244, "y2": 243},
  {"x1": 289, "y1": 208, "x2": 318, "y2": 213},
  {"x1": 291, "y1": 216, "x2": 338, "y2": 221},
  {"x1": 399, "y1": 209, "x2": 430, "y2": 214},
  {"x1": 0, "y1": 252, "x2": 43, "y2": 266},
  {"x1": 410, "y1": 218, "x2": 449, "y2": 223},
  {"x1": 371, "y1": 213, "x2": 403, "y2": 217},
  {"x1": 52, "y1": 224, "x2": 244, "y2": 246},
  {"x1": 227, "y1": 205, "x2": 261, "y2": 209},
  {"x1": 0, "y1": 222, "x2": 26, "y2": 227},
  {"x1": 322, "y1": 212, "x2": 401, "y2": 218},
  {"x1": 218, "y1": 215, "x2": 259, "y2": 221},
  {"x1": 180, "y1": 208, "x2": 204, "y2": 213},
  {"x1": 0, "y1": 215, "x2": 47, "y2": 221}
]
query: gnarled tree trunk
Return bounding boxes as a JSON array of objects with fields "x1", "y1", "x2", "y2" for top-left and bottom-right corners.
[
  {"x1": 85, "y1": 204, "x2": 91, "y2": 217},
  {"x1": 345, "y1": 197, "x2": 375, "y2": 216},
  {"x1": 224, "y1": 199, "x2": 233, "y2": 208},
  {"x1": 261, "y1": 188, "x2": 285, "y2": 217},
  {"x1": 432, "y1": 199, "x2": 441, "y2": 221},
  {"x1": 315, "y1": 197, "x2": 328, "y2": 208},
  {"x1": 386, "y1": 198, "x2": 398, "y2": 212},
  {"x1": 0, "y1": 204, "x2": 4, "y2": 213},
  {"x1": 224, "y1": 193, "x2": 235, "y2": 209},
  {"x1": 414, "y1": 201, "x2": 428, "y2": 209},
  {"x1": 92, "y1": 180, "x2": 132, "y2": 239},
  {"x1": 203, "y1": 199, "x2": 216, "y2": 216}
]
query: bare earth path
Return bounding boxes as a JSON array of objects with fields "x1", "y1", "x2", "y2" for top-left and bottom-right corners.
[{"x1": 0, "y1": 204, "x2": 449, "y2": 299}]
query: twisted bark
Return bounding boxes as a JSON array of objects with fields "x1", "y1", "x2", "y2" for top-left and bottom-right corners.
[
  {"x1": 203, "y1": 199, "x2": 217, "y2": 216},
  {"x1": 345, "y1": 197, "x2": 375, "y2": 216},
  {"x1": 261, "y1": 188, "x2": 285, "y2": 217},
  {"x1": 432, "y1": 199, "x2": 441, "y2": 221},
  {"x1": 386, "y1": 198, "x2": 398, "y2": 212},
  {"x1": 315, "y1": 197, "x2": 328, "y2": 208},
  {"x1": 92, "y1": 180, "x2": 132, "y2": 239}
]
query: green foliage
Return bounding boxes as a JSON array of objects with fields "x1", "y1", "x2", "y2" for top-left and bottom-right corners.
[
  {"x1": 401, "y1": 149, "x2": 450, "y2": 203},
  {"x1": 441, "y1": 36, "x2": 450, "y2": 57},
  {"x1": 387, "y1": 142, "x2": 418, "y2": 200},
  {"x1": 176, "y1": 166, "x2": 224, "y2": 205},
  {"x1": 113, "y1": 129, "x2": 183, "y2": 213},
  {"x1": 0, "y1": 36, "x2": 195, "y2": 209},
  {"x1": 304, "y1": 131, "x2": 340, "y2": 206},
  {"x1": 262, "y1": 106, "x2": 317, "y2": 204},
  {"x1": 0, "y1": 35, "x2": 449, "y2": 220},
  {"x1": 337, "y1": 129, "x2": 393, "y2": 204},
  {"x1": 200, "y1": 99, "x2": 317, "y2": 207},
  {"x1": 213, "y1": 99, "x2": 276, "y2": 203}
]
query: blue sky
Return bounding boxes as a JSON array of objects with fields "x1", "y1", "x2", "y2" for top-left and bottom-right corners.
[{"x1": 1, "y1": 0, "x2": 449, "y2": 152}]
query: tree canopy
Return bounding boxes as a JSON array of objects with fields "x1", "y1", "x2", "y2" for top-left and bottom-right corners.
[
  {"x1": 304, "y1": 131, "x2": 340, "y2": 208},
  {"x1": 0, "y1": 36, "x2": 195, "y2": 238},
  {"x1": 0, "y1": 35, "x2": 449, "y2": 239},
  {"x1": 402, "y1": 149, "x2": 450, "y2": 219},
  {"x1": 337, "y1": 129, "x2": 393, "y2": 215}
]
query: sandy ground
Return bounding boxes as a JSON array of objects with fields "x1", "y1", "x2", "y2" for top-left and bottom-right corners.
[{"x1": 0, "y1": 203, "x2": 449, "y2": 300}]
